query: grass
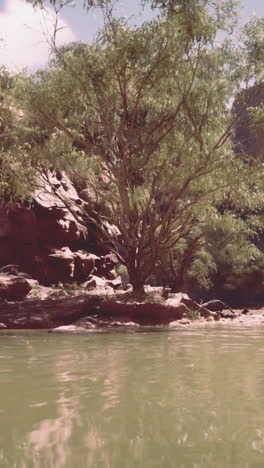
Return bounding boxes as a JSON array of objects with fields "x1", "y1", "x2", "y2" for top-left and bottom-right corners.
[
  {"x1": 63, "y1": 282, "x2": 81, "y2": 293},
  {"x1": 185, "y1": 308, "x2": 200, "y2": 321}
]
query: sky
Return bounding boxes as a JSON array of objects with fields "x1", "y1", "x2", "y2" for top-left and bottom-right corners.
[{"x1": 0, "y1": 0, "x2": 263, "y2": 71}]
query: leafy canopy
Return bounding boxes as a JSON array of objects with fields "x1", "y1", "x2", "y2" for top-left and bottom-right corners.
[{"x1": 6, "y1": 0, "x2": 264, "y2": 290}]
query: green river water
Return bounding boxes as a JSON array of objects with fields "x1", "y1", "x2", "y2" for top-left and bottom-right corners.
[{"x1": 1, "y1": 326, "x2": 264, "y2": 468}]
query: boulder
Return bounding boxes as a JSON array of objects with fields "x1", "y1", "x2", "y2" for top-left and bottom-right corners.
[
  {"x1": 107, "y1": 277, "x2": 122, "y2": 290},
  {"x1": 0, "y1": 275, "x2": 31, "y2": 301},
  {"x1": 45, "y1": 247, "x2": 75, "y2": 284},
  {"x1": 36, "y1": 207, "x2": 83, "y2": 244},
  {"x1": 34, "y1": 171, "x2": 87, "y2": 244},
  {"x1": 29, "y1": 246, "x2": 77, "y2": 285},
  {"x1": 74, "y1": 252, "x2": 98, "y2": 282},
  {"x1": 103, "y1": 268, "x2": 118, "y2": 281},
  {"x1": 82, "y1": 275, "x2": 112, "y2": 291},
  {"x1": 95, "y1": 253, "x2": 119, "y2": 279}
]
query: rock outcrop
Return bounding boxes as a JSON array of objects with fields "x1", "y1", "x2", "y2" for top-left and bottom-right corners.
[
  {"x1": 0, "y1": 171, "x2": 118, "y2": 286},
  {"x1": 0, "y1": 274, "x2": 31, "y2": 301}
]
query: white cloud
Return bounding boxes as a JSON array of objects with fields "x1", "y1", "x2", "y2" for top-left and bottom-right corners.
[{"x1": 0, "y1": 0, "x2": 76, "y2": 71}]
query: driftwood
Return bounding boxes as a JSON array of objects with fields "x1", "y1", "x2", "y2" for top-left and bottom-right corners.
[{"x1": 201, "y1": 299, "x2": 234, "y2": 314}]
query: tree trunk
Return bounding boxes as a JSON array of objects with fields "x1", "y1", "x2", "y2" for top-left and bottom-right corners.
[
  {"x1": 127, "y1": 266, "x2": 145, "y2": 293},
  {"x1": 130, "y1": 276, "x2": 145, "y2": 293}
]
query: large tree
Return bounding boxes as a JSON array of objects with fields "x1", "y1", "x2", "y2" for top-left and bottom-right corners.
[{"x1": 13, "y1": 0, "x2": 264, "y2": 291}]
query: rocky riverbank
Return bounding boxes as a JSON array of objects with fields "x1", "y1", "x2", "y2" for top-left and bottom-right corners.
[
  {"x1": 0, "y1": 275, "x2": 262, "y2": 331},
  {"x1": 50, "y1": 305, "x2": 264, "y2": 333},
  {"x1": 0, "y1": 276, "x2": 216, "y2": 329},
  {"x1": 50, "y1": 311, "x2": 264, "y2": 334}
]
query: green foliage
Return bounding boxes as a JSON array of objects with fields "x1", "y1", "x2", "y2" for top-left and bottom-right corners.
[
  {"x1": 240, "y1": 17, "x2": 264, "y2": 83},
  {"x1": 0, "y1": 68, "x2": 35, "y2": 208},
  {"x1": 185, "y1": 307, "x2": 200, "y2": 321},
  {"x1": 0, "y1": 150, "x2": 33, "y2": 208},
  {"x1": 249, "y1": 104, "x2": 264, "y2": 160},
  {"x1": 3, "y1": 0, "x2": 264, "y2": 293},
  {"x1": 63, "y1": 282, "x2": 80, "y2": 292}
]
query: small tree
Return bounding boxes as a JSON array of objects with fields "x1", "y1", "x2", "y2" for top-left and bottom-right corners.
[{"x1": 14, "y1": 0, "x2": 264, "y2": 291}]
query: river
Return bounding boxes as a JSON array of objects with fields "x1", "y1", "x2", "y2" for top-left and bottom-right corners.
[{"x1": 1, "y1": 326, "x2": 264, "y2": 467}]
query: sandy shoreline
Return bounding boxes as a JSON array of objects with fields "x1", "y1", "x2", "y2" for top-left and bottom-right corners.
[{"x1": 169, "y1": 308, "x2": 264, "y2": 329}]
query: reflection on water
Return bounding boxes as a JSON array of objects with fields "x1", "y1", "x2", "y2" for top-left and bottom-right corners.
[{"x1": 1, "y1": 327, "x2": 264, "y2": 467}]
